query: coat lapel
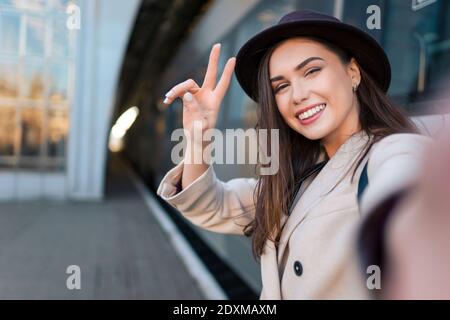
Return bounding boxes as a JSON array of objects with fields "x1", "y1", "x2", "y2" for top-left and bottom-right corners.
[{"x1": 277, "y1": 131, "x2": 370, "y2": 265}]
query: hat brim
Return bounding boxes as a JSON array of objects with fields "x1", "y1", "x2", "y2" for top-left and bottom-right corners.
[{"x1": 235, "y1": 20, "x2": 391, "y2": 102}]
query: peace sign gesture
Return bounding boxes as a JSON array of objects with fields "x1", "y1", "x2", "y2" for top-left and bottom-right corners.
[{"x1": 163, "y1": 43, "x2": 236, "y2": 140}]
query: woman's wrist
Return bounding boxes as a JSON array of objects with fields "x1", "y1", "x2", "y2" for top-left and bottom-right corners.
[{"x1": 185, "y1": 138, "x2": 212, "y2": 165}]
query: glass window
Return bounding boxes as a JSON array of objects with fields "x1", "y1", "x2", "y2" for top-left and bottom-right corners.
[
  {"x1": 49, "y1": 64, "x2": 68, "y2": 103},
  {"x1": 0, "y1": 1, "x2": 76, "y2": 171},
  {"x1": 51, "y1": 17, "x2": 70, "y2": 57},
  {"x1": 19, "y1": 107, "x2": 43, "y2": 158},
  {"x1": 0, "y1": 12, "x2": 21, "y2": 54},
  {"x1": 0, "y1": 61, "x2": 19, "y2": 98},
  {"x1": 0, "y1": 0, "x2": 46, "y2": 11},
  {"x1": 47, "y1": 108, "x2": 68, "y2": 158},
  {"x1": 26, "y1": 16, "x2": 46, "y2": 56},
  {"x1": 48, "y1": 0, "x2": 72, "y2": 12},
  {"x1": 24, "y1": 63, "x2": 46, "y2": 100},
  {"x1": 0, "y1": 107, "x2": 16, "y2": 157}
]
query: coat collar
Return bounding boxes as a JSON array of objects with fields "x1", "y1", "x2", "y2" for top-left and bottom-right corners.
[{"x1": 276, "y1": 131, "x2": 371, "y2": 267}]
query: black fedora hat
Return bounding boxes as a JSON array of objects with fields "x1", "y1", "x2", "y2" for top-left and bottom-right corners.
[{"x1": 235, "y1": 9, "x2": 391, "y2": 102}]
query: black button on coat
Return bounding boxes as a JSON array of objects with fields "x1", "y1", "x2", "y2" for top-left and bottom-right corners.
[{"x1": 294, "y1": 261, "x2": 303, "y2": 276}]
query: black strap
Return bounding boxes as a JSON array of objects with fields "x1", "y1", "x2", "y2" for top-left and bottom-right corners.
[
  {"x1": 288, "y1": 161, "x2": 327, "y2": 214},
  {"x1": 302, "y1": 161, "x2": 328, "y2": 181},
  {"x1": 357, "y1": 161, "x2": 369, "y2": 205}
]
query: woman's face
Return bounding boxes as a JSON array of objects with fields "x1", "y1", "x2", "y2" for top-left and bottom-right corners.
[{"x1": 269, "y1": 37, "x2": 361, "y2": 146}]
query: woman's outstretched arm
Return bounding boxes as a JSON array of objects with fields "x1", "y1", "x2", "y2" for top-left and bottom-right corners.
[
  {"x1": 157, "y1": 44, "x2": 256, "y2": 235},
  {"x1": 162, "y1": 43, "x2": 236, "y2": 190}
]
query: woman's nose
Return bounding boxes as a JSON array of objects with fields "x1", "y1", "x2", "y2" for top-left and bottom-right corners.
[{"x1": 291, "y1": 81, "x2": 309, "y2": 105}]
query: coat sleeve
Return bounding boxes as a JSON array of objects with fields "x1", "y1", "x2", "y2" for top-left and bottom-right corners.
[
  {"x1": 357, "y1": 133, "x2": 434, "y2": 293},
  {"x1": 359, "y1": 133, "x2": 433, "y2": 217},
  {"x1": 156, "y1": 161, "x2": 257, "y2": 235}
]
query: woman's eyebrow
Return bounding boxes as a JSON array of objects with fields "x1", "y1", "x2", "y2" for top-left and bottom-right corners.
[{"x1": 270, "y1": 57, "x2": 324, "y2": 82}]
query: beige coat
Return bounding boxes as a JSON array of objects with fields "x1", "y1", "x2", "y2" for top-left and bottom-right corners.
[{"x1": 157, "y1": 132, "x2": 431, "y2": 299}]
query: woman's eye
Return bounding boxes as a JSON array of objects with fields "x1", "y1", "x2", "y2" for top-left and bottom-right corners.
[
  {"x1": 306, "y1": 68, "x2": 321, "y2": 77},
  {"x1": 274, "y1": 84, "x2": 288, "y2": 93}
]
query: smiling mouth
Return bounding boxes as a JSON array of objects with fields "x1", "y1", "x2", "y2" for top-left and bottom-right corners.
[{"x1": 297, "y1": 104, "x2": 326, "y2": 120}]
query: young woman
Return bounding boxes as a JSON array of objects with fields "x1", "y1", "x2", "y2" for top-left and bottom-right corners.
[{"x1": 157, "y1": 10, "x2": 432, "y2": 299}]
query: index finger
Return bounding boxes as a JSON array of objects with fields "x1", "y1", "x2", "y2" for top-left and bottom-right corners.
[{"x1": 163, "y1": 79, "x2": 200, "y2": 105}]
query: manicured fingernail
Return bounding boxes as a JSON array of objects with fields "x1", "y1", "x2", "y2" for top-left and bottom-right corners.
[
  {"x1": 163, "y1": 98, "x2": 169, "y2": 104},
  {"x1": 184, "y1": 92, "x2": 193, "y2": 102},
  {"x1": 165, "y1": 91, "x2": 174, "y2": 98},
  {"x1": 215, "y1": 43, "x2": 221, "y2": 49}
]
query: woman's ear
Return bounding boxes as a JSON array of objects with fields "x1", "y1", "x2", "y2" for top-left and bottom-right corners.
[{"x1": 347, "y1": 57, "x2": 361, "y2": 86}]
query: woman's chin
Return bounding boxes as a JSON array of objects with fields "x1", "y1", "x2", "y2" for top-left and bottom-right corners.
[{"x1": 295, "y1": 125, "x2": 331, "y2": 141}]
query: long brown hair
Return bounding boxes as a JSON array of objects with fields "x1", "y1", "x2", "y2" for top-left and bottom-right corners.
[{"x1": 243, "y1": 36, "x2": 418, "y2": 259}]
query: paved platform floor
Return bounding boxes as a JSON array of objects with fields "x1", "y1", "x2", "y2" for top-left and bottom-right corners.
[{"x1": 0, "y1": 157, "x2": 204, "y2": 299}]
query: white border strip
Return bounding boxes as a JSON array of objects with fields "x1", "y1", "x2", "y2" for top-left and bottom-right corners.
[{"x1": 124, "y1": 161, "x2": 228, "y2": 300}]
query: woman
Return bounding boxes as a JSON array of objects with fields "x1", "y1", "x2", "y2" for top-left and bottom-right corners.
[{"x1": 157, "y1": 10, "x2": 432, "y2": 299}]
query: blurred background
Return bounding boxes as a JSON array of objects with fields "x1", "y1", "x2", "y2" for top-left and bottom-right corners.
[{"x1": 0, "y1": 0, "x2": 449, "y2": 299}]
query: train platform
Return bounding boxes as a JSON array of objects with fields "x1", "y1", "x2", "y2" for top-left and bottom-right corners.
[{"x1": 0, "y1": 156, "x2": 226, "y2": 299}]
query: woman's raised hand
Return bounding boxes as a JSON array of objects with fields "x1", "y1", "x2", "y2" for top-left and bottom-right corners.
[{"x1": 163, "y1": 43, "x2": 236, "y2": 140}]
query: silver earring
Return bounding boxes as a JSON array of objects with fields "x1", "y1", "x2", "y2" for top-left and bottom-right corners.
[{"x1": 353, "y1": 84, "x2": 359, "y2": 92}]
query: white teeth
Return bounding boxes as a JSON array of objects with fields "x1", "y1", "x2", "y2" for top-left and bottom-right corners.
[{"x1": 298, "y1": 104, "x2": 325, "y2": 120}]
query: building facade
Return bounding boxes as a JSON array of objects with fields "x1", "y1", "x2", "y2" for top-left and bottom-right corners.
[{"x1": 0, "y1": 0, "x2": 140, "y2": 201}]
